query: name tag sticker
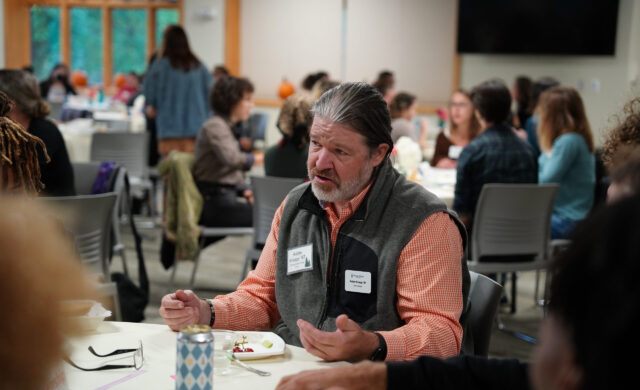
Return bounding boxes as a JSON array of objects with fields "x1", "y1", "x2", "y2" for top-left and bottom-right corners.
[
  {"x1": 344, "y1": 270, "x2": 372, "y2": 294},
  {"x1": 287, "y1": 244, "x2": 313, "y2": 275},
  {"x1": 448, "y1": 145, "x2": 463, "y2": 159}
]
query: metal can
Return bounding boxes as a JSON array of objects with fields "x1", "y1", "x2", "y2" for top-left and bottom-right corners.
[{"x1": 176, "y1": 324, "x2": 214, "y2": 390}]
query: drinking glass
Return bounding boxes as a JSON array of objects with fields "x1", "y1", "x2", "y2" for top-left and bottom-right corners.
[{"x1": 211, "y1": 330, "x2": 235, "y2": 376}]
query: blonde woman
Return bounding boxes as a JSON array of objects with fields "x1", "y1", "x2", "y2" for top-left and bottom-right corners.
[{"x1": 537, "y1": 86, "x2": 595, "y2": 239}]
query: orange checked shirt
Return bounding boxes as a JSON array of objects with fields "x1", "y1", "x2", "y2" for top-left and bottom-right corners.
[{"x1": 211, "y1": 183, "x2": 464, "y2": 361}]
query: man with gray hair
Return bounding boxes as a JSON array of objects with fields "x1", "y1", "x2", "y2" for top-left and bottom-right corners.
[{"x1": 159, "y1": 82, "x2": 469, "y2": 362}]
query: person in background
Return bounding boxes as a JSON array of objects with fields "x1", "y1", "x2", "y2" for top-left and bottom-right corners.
[
  {"x1": 512, "y1": 76, "x2": 532, "y2": 128},
  {"x1": 537, "y1": 86, "x2": 595, "y2": 239},
  {"x1": 112, "y1": 71, "x2": 141, "y2": 105},
  {"x1": 39, "y1": 62, "x2": 77, "y2": 103},
  {"x1": 301, "y1": 71, "x2": 329, "y2": 92},
  {"x1": 192, "y1": 76, "x2": 262, "y2": 232},
  {"x1": 453, "y1": 80, "x2": 537, "y2": 230},
  {"x1": 275, "y1": 194, "x2": 640, "y2": 390},
  {"x1": 373, "y1": 70, "x2": 396, "y2": 106},
  {"x1": 601, "y1": 96, "x2": 640, "y2": 167},
  {"x1": 0, "y1": 195, "x2": 94, "y2": 390},
  {"x1": 0, "y1": 70, "x2": 75, "y2": 196},
  {"x1": 388, "y1": 92, "x2": 428, "y2": 148},
  {"x1": 159, "y1": 82, "x2": 469, "y2": 363},
  {"x1": 607, "y1": 145, "x2": 640, "y2": 203},
  {"x1": 431, "y1": 89, "x2": 481, "y2": 168},
  {"x1": 523, "y1": 77, "x2": 560, "y2": 156},
  {"x1": 212, "y1": 64, "x2": 230, "y2": 82},
  {"x1": 143, "y1": 25, "x2": 213, "y2": 156}
]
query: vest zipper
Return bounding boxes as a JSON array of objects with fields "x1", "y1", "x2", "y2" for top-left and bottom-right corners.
[{"x1": 317, "y1": 226, "x2": 344, "y2": 329}]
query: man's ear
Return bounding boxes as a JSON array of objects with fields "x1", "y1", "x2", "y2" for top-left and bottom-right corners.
[{"x1": 370, "y1": 144, "x2": 389, "y2": 167}]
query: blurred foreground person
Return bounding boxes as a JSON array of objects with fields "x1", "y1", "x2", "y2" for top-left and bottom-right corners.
[
  {"x1": 0, "y1": 196, "x2": 94, "y2": 389},
  {"x1": 276, "y1": 194, "x2": 640, "y2": 390}
]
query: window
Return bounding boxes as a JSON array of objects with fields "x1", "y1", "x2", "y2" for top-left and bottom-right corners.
[
  {"x1": 23, "y1": 1, "x2": 182, "y2": 86},
  {"x1": 30, "y1": 6, "x2": 61, "y2": 81}
]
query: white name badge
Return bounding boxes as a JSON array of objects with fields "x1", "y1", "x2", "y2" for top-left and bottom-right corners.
[
  {"x1": 344, "y1": 270, "x2": 372, "y2": 294},
  {"x1": 287, "y1": 244, "x2": 313, "y2": 275},
  {"x1": 448, "y1": 145, "x2": 463, "y2": 159}
]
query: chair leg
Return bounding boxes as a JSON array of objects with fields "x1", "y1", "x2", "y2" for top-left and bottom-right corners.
[
  {"x1": 510, "y1": 272, "x2": 517, "y2": 314},
  {"x1": 495, "y1": 313, "x2": 537, "y2": 344},
  {"x1": 189, "y1": 238, "x2": 205, "y2": 290},
  {"x1": 239, "y1": 253, "x2": 251, "y2": 286},
  {"x1": 167, "y1": 261, "x2": 178, "y2": 293},
  {"x1": 114, "y1": 244, "x2": 129, "y2": 277},
  {"x1": 534, "y1": 270, "x2": 540, "y2": 305}
]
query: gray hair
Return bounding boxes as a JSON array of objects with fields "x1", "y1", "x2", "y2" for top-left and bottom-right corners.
[
  {"x1": 311, "y1": 82, "x2": 393, "y2": 157},
  {"x1": 0, "y1": 69, "x2": 50, "y2": 119}
]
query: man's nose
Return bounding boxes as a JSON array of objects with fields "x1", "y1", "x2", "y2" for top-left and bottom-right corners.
[{"x1": 314, "y1": 148, "x2": 333, "y2": 171}]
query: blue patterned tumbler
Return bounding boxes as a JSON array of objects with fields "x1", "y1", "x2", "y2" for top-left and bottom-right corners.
[{"x1": 176, "y1": 324, "x2": 214, "y2": 390}]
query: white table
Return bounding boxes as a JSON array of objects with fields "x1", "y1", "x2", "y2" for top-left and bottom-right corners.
[{"x1": 65, "y1": 322, "x2": 347, "y2": 390}]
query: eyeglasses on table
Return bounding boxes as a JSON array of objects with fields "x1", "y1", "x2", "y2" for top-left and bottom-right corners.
[{"x1": 65, "y1": 340, "x2": 144, "y2": 371}]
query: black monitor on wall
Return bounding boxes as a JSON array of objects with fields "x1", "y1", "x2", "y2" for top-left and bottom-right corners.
[{"x1": 457, "y1": 0, "x2": 619, "y2": 56}]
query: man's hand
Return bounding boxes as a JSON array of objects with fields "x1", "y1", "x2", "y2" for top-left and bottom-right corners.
[
  {"x1": 275, "y1": 361, "x2": 387, "y2": 390},
  {"x1": 243, "y1": 189, "x2": 255, "y2": 205},
  {"x1": 158, "y1": 289, "x2": 207, "y2": 331},
  {"x1": 297, "y1": 314, "x2": 380, "y2": 361}
]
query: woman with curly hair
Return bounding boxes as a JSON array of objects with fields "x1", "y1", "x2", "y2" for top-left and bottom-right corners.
[
  {"x1": 601, "y1": 97, "x2": 640, "y2": 167},
  {"x1": 192, "y1": 76, "x2": 262, "y2": 230},
  {"x1": 0, "y1": 90, "x2": 49, "y2": 194}
]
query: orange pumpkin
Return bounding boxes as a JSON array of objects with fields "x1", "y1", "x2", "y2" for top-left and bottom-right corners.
[
  {"x1": 278, "y1": 80, "x2": 295, "y2": 100},
  {"x1": 70, "y1": 70, "x2": 88, "y2": 87},
  {"x1": 113, "y1": 73, "x2": 127, "y2": 88}
]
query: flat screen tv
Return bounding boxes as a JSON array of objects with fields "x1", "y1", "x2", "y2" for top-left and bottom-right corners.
[{"x1": 457, "y1": 0, "x2": 619, "y2": 55}]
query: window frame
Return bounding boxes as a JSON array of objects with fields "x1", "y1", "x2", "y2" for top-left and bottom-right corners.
[{"x1": 6, "y1": 0, "x2": 182, "y2": 87}]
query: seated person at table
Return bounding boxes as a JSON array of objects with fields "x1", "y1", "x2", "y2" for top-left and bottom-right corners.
[
  {"x1": 523, "y1": 77, "x2": 560, "y2": 157},
  {"x1": 389, "y1": 92, "x2": 428, "y2": 148},
  {"x1": 112, "y1": 71, "x2": 141, "y2": 105},
  {"x1": 536, "y1": 87, "x2": 595, "y2": 239},
  {"x1": 607, "y1": 145, "x2": 640, "y2": 203},
  {"x1": 192, "y1": 76, "x2": 262, "y2": 232},
  {"x1": 0, "y1": 90, "x2": 49, "y2": 194},
  {"x1": 160, "y1": 82, "x2": 470, "y2": 362},
  {"x1": 0, "y1": 69, "x2": 75, "y2": 196},
  {"x1": 453, "y1": 79, "x2": 537, "y2": 229},
  {"x1": 39, "y1": 62, "x2": 77, "y2": 103},
  {"x1": 0, "y1": 195, "x2": 94, "y2": 390},
  {"x1": 431, "y1": 89, "x2": 480, "y2": 168},
  {"x1": 275, "y1": 194, "x2": 640, "y2": 390}
]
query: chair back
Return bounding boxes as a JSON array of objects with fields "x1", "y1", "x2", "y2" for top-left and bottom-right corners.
[
  {"x1": 90, "y1": 132, "x2": 149, "y2": 181},
  {"x1": 469, "y1": 184, "x2": 559, "y2": 272},
  {"x1": 72, "y1": 161, "x2": 103, "y2": 195},
  {"x1": 40, "y1": 193, "x2": 118, "y2": 280},
  {"x1": 250, "y1": 175, "x2": 303, "y2": 246},
  {"x1": 461, "y1": 271, "x2": 503, "y2": 356}
]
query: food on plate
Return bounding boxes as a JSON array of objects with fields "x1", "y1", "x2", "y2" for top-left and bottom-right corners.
[
  {"x1": 233, "y1": 335, "x2": 254, "y2": 353},
  {"x1": 261, "y1": 340, "x2": 273, "y2": 349}
]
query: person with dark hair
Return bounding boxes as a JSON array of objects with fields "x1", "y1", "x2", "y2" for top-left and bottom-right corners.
[
  {"x1": 0, "y1": 90, "x2": 49, "y2": 194},
  {"x1": 160, "y1": 82, "x2": 469, "y2": 363},
  {"x1": 275, "y1": 194, "x2": 640, "y2": 390},
  {"x1": 537, "y1": 86, "x2": 595, "y2": 239},
  {"x1": 143, "y1": 25, "x2": 213, "y2": 156},
  {"x1": 512, "y1": 76, "x2": 532, "y2": 128},
  {"x1": 39, "y1": 63, "x2": 76, "y2": 103},
  {"x1": 372, "y1": 70, "x2": 396, "y2": 106},
  {"x1": 606, "y1": 145, "x2": 640, "y2": 203},
  {"x1": 302, "y1": 71, "x2": 329, "y2": 91},
  {"x1": 388, "y1": 92, "x2": 428, "y2": 147},
  {"x1": 212, "y1": 64, "x2": 230, "y2": 82},
  {"x1": 523, "y1": 77, "x2": 560, "y2": 156},
  {"x1": 0, "y1": 70, "x2": 75, "y2": 196},
  {"x1": 431, "y1": 89, "x2": 481, "y2": 168},
  {"x1": 601, "y1": 96, "x2": 640, "y2": 166},
  {"x1": 192, "y1": 76, "x2": 261, "y2": 230},
  {"x1": 453, "y1": 79, "x2": 537, "y2": 228}
]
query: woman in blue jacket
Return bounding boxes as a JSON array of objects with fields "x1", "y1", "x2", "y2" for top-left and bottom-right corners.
[
  {"x1": 537, "y1": 86, "x2": 595, "y2": 239},
  {"x1": 143, "y1": 25, "x2": 213, "y2": 156}
]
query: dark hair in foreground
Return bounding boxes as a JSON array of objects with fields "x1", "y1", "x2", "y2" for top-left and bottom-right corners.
[
  {"x1": 548, "y1": 195, "x2": 640, "y2": 390},
  {"x1": 160, "y1": 25, "x2": 200, "y2": 71},
  {"x1": 311, "y1": 82, "x2": 393, "y2": 158},
  {"x1": 471, "y1": 79, "x2": 512, "y2": 125},
  {"x1": 602, "y1": 97, "x2": 640, "y2": 167},
  {"x1": 209, "y1": 76, "x2": 254, "y2": 118},
  {"x1": 0, "y1": 91, "x2": 48, "y2": 193}
]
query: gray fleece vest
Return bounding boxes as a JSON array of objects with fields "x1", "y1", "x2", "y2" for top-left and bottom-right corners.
[{"x1": 273, "y1": 160, "x2": 470, "y2": 346}]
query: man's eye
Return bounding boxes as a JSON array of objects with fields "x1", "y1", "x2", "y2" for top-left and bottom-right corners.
[
  {"x1": 311, "y1": 141, "x2": 320, "y2": 148},
  {"x1": 336, "y1": 149, "x2": 346, "y2": 156}
]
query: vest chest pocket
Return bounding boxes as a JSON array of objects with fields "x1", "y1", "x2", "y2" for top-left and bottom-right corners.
[{"x1": 327, "y1": 236, "x2": 378, "y2": 323}]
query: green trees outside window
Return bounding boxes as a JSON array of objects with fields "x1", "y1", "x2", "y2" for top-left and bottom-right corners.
[{"x1": 30, "y1": 6, "x2": 61, "y2": 81}]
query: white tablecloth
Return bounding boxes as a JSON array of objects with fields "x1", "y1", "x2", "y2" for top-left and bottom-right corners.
[
  {"x1": 418, "y1": 163, "x2": 455, "y2": 208},
  {"x1": 65, "y1": 322, "x2": 348, "y2": 390}
]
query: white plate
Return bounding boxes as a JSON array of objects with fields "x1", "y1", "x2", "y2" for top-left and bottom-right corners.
[{"x1": 231, "y1": 332, "x2": 285, "y2": 360}]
